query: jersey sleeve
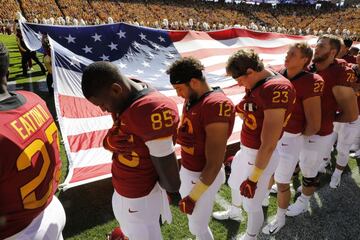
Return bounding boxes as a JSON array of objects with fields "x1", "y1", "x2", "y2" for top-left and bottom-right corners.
[
  {"x1": 129, "y1": 101, "x2": 179, "y2": 142},
  {"x1": 201, "y1": 97, "x2": 235, "y2": 126},
  {"x1": 302, "y1": 73, "x2": 324, "y2": 100},
  {"x1": 261, "y1": 83, "x2": 295, "y2": 110},
  {"x1": 335, "y1": 65, "x2": 356, "y2": 87}
]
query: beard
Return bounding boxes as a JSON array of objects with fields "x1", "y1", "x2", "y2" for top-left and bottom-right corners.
[
  {"x1": 313, "y1": 51, "x2": 331, "y2": 63},
  {"x1": 188, "y1": 90, "x2": 199, "y2": 103}
]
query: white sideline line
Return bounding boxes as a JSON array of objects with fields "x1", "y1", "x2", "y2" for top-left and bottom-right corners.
[{"x1": 7, "y1": 78, "x2": 46, "y2": 85}]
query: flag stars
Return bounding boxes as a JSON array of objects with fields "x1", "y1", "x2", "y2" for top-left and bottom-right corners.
[
  {"x1": 118, "y1": 63, "x2": 127, "y2": 69},
  {"x1": 163, "y1": 61, "x2": 171, "y2": 66},
  {"x1": 142, "y1": 61, "x2": 150, "y2": 67},
  {"x1": 139, "y1": 32, "x2": 146, "y2": 40},
  {"x1": 136, "y1": 69, "x2": 144, "y2": 74},
  {"x1": 100, "y1": 54, "x2": 110, "y2": 61},
  {"x1": 133, "y1": 41, "x2": 141, "y2": 49},
  {"x1": 65, "y1": 34, "x2": 76, "y2": 43},
  {"x1": 92, "y1": 33, "x2": 102, "y2": 42},
  {"x1": 158, "y1": 36, "x2": 165, "y2": 42},
  {"x1": 166, "y1": 53, "x2": 175, "y2": 59},
  {"x1": 108, "y1": 42, "x2": 118, "y2": 51},
  {"x1": 82, "y1": 45, "x2": 92, "y2": 53},
  {"x1": 153, "y1": 44, "x2": 160, "y2": 50},
  {"x1": 147, "y1": 52, "x2": 154, "y2": 59},
  {"x1": 70, "y1": 56, "x2": 81, "y2": 68},
  {"x1": 117, "y1": 30, "x2": 126, "y2": 39},
  {"x1": 159, "y1": 69, "x2": 166, "y2": 73}
]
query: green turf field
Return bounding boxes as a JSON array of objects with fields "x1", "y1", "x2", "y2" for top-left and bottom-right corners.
[{"x1": 1, "y1": 33, "x2": 359, "y2": 240}]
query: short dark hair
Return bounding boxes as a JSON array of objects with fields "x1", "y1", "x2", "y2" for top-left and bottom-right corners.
[
  {"x1": 349, "y1": 47, "x2": 359, "y2": 56},
  {"x1": 226, "y1": 49, "x2": 264, "y2": 78},
  {"x1": 0, "y1": 42, "x2": 9, "y2": 79},
  {"x1": 81, "y1": 61, "x2": 121, "y2": 99},
  {"x1": 166, "y1": 57, "x2": 205, "y2": 84},
  {"x1": 343, "y1": 38, "x2": 353, "y2": 49},
  {"x1": 318, "y1": 34, "x2": 342, "y2": 56}
]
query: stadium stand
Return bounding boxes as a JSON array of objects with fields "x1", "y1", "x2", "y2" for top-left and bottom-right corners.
[{"x1": 1, "y1": 1, "x2": 360, "y2": 40}]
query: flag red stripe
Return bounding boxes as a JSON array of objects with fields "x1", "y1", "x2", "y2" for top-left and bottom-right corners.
[
  {"x1": 204, "y1": 60, "x2": 283, "y2": 74},
  {"x1": 59, "y1": 95, "x2": 109, "y2": 118},
  {"x1": 70, "y1": 163, "x2": 112, "y2": 183},
  {"x1": 67, "y1": 129, "x2": 108, "y2": 152},
  {"x1": 207, "y1": 28, "x2": 309, "y2": 41},
  {"x1": 68, "y1": 126, "x2": 242, "y2": 153},
  {"x1": 59, "y1": 85, "x2": 243, "y2": 119},
  {"x1": 168, "y1": 28, "x2": 310, "y2": 43}
]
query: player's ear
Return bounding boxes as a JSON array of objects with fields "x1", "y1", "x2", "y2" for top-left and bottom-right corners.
[
  {"x1": 189, "y1": 78, "x2": 198, "y2": 88},
  {"x1": 246, "y1": 68, "x2": 255, "y2": 76},
  {"x1": 109, "y1": 83, "x2": 123, "y2": 97}
]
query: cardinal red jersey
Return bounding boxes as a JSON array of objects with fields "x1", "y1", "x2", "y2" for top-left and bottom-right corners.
[
  {"x1": 104, "y1": 87, "x2": 179, "y2": 198},
  {"x1": 352, "y1": 64, "x2": 360, "y2": 113},
  {"x1": 310, "y1": 60, "x2": 354, "y2": 136},
  {"x1": 236, "y1": 73, "x2": 296, "y2": 149},
  {"x1": 0, "y1": 91, "x2": 61, "y2": 239},
  {"x1": 342, "y1": 53, "x2": 356, "y2": 64},
  {"x1": 177, "y1": 88, "x2": 235, "y2": 172},
  {"x1": 279, "y1": 69, "x2": 324, "y2": 134}
]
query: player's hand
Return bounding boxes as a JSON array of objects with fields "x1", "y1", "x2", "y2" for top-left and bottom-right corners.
[
  {"x1": 106, "y1": 227, "x2": 128, "y2": 240},
  {"x1": 240, "y1": 178, "x2": 257, "y2": 198},
  {"x1": 103, "y1": 128, "x2": 133, "y2": 153},
  {"x1": 179, "y1": 196, "x2": 196, "y2": 215}
]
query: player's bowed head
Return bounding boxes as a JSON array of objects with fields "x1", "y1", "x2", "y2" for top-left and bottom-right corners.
[{"x1": 81, "y1": 61, "x2": 181, "y2": 193}]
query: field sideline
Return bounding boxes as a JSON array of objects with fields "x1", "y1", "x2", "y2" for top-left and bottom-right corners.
[{"x1": 1, "y1": 33, "x2": 360, "y2": 240}]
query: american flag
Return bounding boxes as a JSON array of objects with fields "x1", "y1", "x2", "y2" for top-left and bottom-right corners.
[{"x1": 20, "y1": 21, "x2": 318, "y2": 190}]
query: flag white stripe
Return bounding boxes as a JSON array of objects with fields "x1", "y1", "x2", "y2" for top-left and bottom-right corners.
[
  {"x1": 62, "y1": 93, "x2": 244, "y2": 139},
  {"x1": 174, "y1": 36, "x2": 318, "y2": 54},
  {"x1": 70, "y1": 147, "x2": 112, "y2": 168},
  {"x1": 63, "y1": 115, "x2": 113, "y2": 136}
]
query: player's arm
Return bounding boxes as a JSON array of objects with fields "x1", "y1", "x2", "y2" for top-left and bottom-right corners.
[
  {"x1": 302, "y1": 96, "x2": 321, "y2": 136},
  {"x1": 332, "y1": 85, "x2": 359, "y2": 122},
  {"x1": 179, "y1": 122, "x2": 229, "y2": 215},
  {"x1": 255, "y1": 108, "x2": 286, "y2": 170},
  {"x1": 145, "y1": 137, "x2": 180, "y2": 193},
  {"x1": 201, "y1": 122, "x2": 229, "y2": 185},
  {"x1": 240, "y1": 108, "x2": 285, "y2": 198}
]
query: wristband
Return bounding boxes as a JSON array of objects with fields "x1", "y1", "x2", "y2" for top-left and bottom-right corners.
[
  {"x1": 189, "y1": 180, "x2": 209, "y2": 201},
  {"x1": 249, "y1": 166, "x2": 264, "y2": 182}
]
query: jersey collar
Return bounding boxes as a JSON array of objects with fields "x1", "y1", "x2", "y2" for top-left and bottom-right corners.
[
  {"x1": 186, "y1": 86, "x2": 222, "y2": 111},
  {"x1": 0, "y1": 92, "x2": 26, "y2": 111}
]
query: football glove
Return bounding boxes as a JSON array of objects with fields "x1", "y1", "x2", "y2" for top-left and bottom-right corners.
[
  {"x1": 103, "y1": 127, "x2": 133, "y2": 153},
  {"x1": 240, "y1": 178, "x2": 257, "y2": 198},
  {"x1": 106, "y1": 227, "x2": 128, "y2": 240},
  {"x1": 179, "y1": 196, "x2": 196, "y2": 215}
]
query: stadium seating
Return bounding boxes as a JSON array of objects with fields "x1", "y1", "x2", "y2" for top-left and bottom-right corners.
[{"x1": 1, "y1": 0, "x2": 359, "y2": 40}]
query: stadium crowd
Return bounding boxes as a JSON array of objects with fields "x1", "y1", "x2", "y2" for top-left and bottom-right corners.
[
  {"x1": 1, "y1": 0, "x2": 360, "y2": 40},
  {"x1": 1, "y1": 1, "x2": 360, "y2": 240}
]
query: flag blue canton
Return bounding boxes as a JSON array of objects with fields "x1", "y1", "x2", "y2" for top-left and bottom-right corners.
[
  {"x1": 23, "y1": 23, "x2": 184, "y2": 90},
  {"x1": 21, "y1": 22, "x2": 230, "y2": 90}
]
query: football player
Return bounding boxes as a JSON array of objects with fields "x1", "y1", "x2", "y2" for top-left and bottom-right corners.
[
  {"x1": 167, "y1": 57, "x2": 235, "y2": 240},
  {"x1": 287, "y1": 35, "x2": 358, "y2": 215},
  {"x1": 262, "y1": 42, "x2": 324, "y2": 235},
  {"x1": 0, "y1": 43, "x2": 66, "y2": 239},
  {"x1": 226, "y1": 50, "x2": 296, "y2": 240},
  {"x1": 81, "y1": 62, "x2": 181, "y2": 240},
  {"x1": 337, "y1": 38, "x2": 356, "y2": 64},
  {"x1": 330, "y1": 51, "x2": 360, "y2": 187}
]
